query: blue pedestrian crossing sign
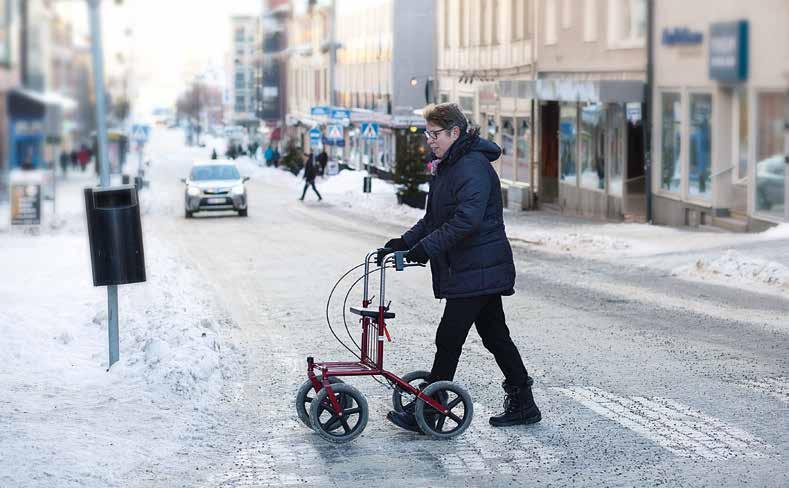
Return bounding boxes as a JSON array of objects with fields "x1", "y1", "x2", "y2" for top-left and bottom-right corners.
[
  {"x1": 325, "y1": 124, "x2": 343, "y2": 141},
  {"x1": 131, "y1": 124, "x2": 150, "y2": 144},
  {"x1": 309, "y1": 128, "x2": 322, "y2": 148},
  {"x1": 360, "y1": 122, "x2": 379, "y2": 140}
]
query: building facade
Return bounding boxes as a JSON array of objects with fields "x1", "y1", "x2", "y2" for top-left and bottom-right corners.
[
  {"x1": 228, "y1": 15, "x2": 260, "y2": 129},
  {"x1": 652, "y1": 0, "x2": 789, "y2": 230}
]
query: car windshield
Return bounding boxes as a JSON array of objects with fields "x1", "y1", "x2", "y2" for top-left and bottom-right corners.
[{"x1": 190, "y1": 165, "x2": 241, "y2": 181}]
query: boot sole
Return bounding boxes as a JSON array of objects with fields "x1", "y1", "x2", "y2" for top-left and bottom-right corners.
[
  {"x1": 386, "y1": 411, "x2": 423, "y2": 434},
  {"x1": 489, "y1": 413, "x2": 542, "y2": 427}
]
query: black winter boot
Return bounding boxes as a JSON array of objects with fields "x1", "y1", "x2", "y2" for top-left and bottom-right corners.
[{"x1": 489, "y1": 378, "x2": 541, "y2": 427}]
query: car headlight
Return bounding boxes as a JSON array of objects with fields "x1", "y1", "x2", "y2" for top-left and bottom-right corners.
[
  {"x1": 187, "y1": 186, "x2": 200, "y2": 197},
  {"x1": 231, "y1": 184, "x2": 245, "y2": 195}
]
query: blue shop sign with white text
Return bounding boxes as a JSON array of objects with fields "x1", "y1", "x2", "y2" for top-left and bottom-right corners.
[{"x1": 709, "y1": 20, "x2": 748, "y2": 83}]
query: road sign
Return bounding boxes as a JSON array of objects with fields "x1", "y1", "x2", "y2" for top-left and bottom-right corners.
[
  {"x1": 326, "y1": 124, "x2": 343, "y2": 141},
  {"x1": 330, "y1": 108, "x2": 351, "y2": 120},
  {"x1": 310, "y1": 106, "x2": 330, "y2": 117},
  {"x1": 361, "y1": 122, "x2": 379, "y2": 140},
  {"x1": 309, "y1": 128, "x2": 322, "y2": 148},
  {"x1": 131, "y1": 124, "x2": 150, "y2": 144}
]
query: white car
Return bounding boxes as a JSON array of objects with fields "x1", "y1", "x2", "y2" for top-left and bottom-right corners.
[{"x1": 182, "y1": 160, "x2": 249, "y2": 218}]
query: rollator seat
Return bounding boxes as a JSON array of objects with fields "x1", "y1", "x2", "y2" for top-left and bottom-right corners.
[{"x1": 350, "y1": 307, "x2": 395, "y2": 319}]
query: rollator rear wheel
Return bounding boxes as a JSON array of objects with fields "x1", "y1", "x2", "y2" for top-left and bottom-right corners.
[
  {"x1": 295, "y1": 376, "x2": 345, "y2": 428},
  {"x1": 414, "y1": 381, "x2": 473, "y2": 440},
  {"x1": 310, "y1": 383, "x2": 368, "y2": 443},
  {"x1": 391, "y1": 370, "x2": 431, "y2": 413}
]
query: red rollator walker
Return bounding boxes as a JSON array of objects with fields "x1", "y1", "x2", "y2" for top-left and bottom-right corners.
[{"x1": 295, "y1": 249, "x2": 474, "y2": 443}]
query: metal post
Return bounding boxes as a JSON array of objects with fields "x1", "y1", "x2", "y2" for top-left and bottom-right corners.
[
  {"x1": 644, "y1": 0, "x2": 654, "y2": 224},
  {"x1": 88, "y1": 0, "x2": 119, "y2": 367}
]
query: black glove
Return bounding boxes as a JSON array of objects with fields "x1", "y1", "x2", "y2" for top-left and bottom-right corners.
[
  {"x1": 376, "y1": 238, "x2": 408, "y2": 266},
  {"x1": 405, "y1": 243, "x2": 429, "y2": 264}
]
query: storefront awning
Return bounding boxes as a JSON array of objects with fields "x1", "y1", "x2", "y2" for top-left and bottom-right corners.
[{"x1": 525, "y1": 80, "x2": 644, "y2": 103}]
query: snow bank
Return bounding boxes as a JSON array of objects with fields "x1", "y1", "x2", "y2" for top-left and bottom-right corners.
[
  {"x1": 675, "y1": 250, "x2": 789, "y2": 290},
  {"x1": 0, "y1": 159, "x2": 241, "y2": 485}
]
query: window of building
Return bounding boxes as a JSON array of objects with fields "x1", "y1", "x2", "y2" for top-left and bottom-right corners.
[
  {"x1": 485, "y1": 114, "x2": 497, "y2": 142},
  {"x1": 479, "y1": 0, "x2": 487, "y2": 46},
  {"x1": 607, "y1": 0, "x2": 646, "y2": 48},
  {"x1": 501, "y1": 117, "x2": 515, "y2": 179},
  {"x1": 755, "y1": 92, "x2": 786, "y2": 216},
  {"x1": 560, "y1": 103, "x2": 577, "y2": 181},
  {"x1": 459, "y1": 0, "x2": 466, "y2": 47},
  {"x1": 235, "y1": 73, "x2": 245, "y2": 89},
  {"x1": 688, "y1": 93, "x2": 712, "y2": 200},
  {"x1": 440, "y1": 93, "x2": 450, "y2": 103},
  {"x1": 444, "y1": 0, "x2": 451, "y2": 48},
  {"x1": 580, "y1": 103, "x2": 606, "y2": 190},
  {"x1": 660, "y1": 92, "x2": 681, "y2": 193},
  {"x1": 459, "y1": 95, "x2": 475, "y2": 116},
  {"x1": 561, "y1": 0, "x2": 571, "y2": 29},
  {"x1": 512, "y1": 0, "x2": 526, "y2": 40},
  {"x1": 609, "y1": 104, "x2": 625, "y2": 196},
  {"x1": 492, "y1": 0, "x2": 499, "y2": 45},
  {"x1": 584, "y1": 0, "x2": 597, "y2": 42},
  {"x1": 545, "y1": 0, "x2": 558, "y2": 45},
  {"x1": 500, "y1": 80, "x2": 513, "y2": 98},
  {"x1": 235, "y1": 95, "x2": 245, "y2": 113},
  {"x1": 235, "y1": 28, "x2": 245, "y2": 43},
  {"x1": 736, "y1": 87, "x2": 749, "y2": 181},
  {"x1": 517, "y1": 117, "x2": 532, "y2": 183}
]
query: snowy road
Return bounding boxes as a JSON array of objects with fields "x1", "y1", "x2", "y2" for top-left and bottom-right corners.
[
  {"x1": 136, "y1": 130, "x2": 787, "y2": 487},
  {"x1": 2, "y1": 128, "x2": 786, "y2": 487}
]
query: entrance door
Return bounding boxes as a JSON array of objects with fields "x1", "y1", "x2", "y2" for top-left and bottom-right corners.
[
  {"x1": 540, "y1": 102, "x2": 559, "y2": 203},
  {"x1": 625, "y1": 117, "x2": 646, "y2": 218}
]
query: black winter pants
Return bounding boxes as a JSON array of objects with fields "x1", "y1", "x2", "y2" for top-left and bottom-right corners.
[
  {"x1": 428, "y1": 294, "x2": 528, "y2": 386},
  {"x1": 300, "y1": 180, "x2": 322, "y2": 200}
]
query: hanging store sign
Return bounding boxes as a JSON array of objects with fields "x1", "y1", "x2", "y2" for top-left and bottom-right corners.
[{"x1": 709, "y1": 20, "x2": 749, "y2": 83}]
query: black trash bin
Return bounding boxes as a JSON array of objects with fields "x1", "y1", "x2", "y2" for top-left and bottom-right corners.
[
  {"x1": 84, "y1": 185, "x2": 146, "y2": 286},
  {"x1": 363, "y1": 176, "x2": 372, "y2": 193}
]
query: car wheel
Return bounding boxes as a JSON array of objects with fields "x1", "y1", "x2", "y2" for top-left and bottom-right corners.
[
  {"x1": 185, "y1": 209, "x2": 193, "y2": 219},
  {"x1": 238, "y1": 208, "x2": 248, "y2": 217}
]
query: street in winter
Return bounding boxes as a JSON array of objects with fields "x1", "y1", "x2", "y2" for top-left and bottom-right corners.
[{"x1": 2, "y1": 1, "x2": 789, "y2": 487}]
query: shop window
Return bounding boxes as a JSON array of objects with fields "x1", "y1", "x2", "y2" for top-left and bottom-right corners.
[
  {"x1": 660, "y1": 92, "x2": 681, "y2": 193},
  {"x1": 689, "y1": 94, "x2": 712, "y2": 200},
  {"x1": 560, "y1": 104, "x2": 577, "y2": 181},
  {"x1": 608, "y1": 104, "x2": 625, "y2": 196},
  {"x1": 517, "y1": 117, "x2": 532, "y2": 183},
  {"x1": 486, "y1": 114, "x2": 497, "y2": 142},
  {"x1": 501, "y1": 117, "x2": 515, "y2": 179},
  {"x1": 736, "y1": 88, "x2": 749, "y2": 181},
  {"x1": 755, "y1": 92, "x2": 786, "y2": 216},
  {"x1": 580, "y1": 103, "x2": 606, "y2": 190}
]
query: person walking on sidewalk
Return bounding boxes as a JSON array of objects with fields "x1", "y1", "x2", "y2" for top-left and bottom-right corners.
[
  {"x1": 316, "y1": 149, "x2": 328, "y2": 176},
  {"x1": 378, "y1": 102, "x2": 541, "y2": 432},
  {"x1": 299, "y1": 152, "x2": 322, "y2": 201}
]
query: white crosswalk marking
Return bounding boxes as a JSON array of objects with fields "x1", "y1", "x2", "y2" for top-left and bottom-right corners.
[{"x1": 556, "y1": 386, "x2": 770, "y2": 460}]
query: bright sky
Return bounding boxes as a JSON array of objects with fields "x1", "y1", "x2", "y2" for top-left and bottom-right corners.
[{"x1": 57, "y1": 0, "x2": 260, "y2": 116}]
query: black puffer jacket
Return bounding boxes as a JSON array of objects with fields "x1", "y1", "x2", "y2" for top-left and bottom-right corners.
[{"x1": 402, "y1": 132, "x2": 516, "y2": 299}]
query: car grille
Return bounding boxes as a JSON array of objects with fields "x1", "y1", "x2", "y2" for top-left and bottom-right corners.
[{"x1": 203, "y1": 188, "x2": 230, "y2": 195}]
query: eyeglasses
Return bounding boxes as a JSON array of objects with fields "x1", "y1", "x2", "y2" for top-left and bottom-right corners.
[{"x1": 423, "y1": 127, "x2": 453, "y2": 140}]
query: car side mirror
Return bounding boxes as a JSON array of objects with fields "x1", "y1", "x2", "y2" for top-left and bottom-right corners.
[
  {"x1": 242, "y1": 176, "x2": 250, "y2": 183},
  {"x1": 180, "y1": 178, "x2": 186, "y2": 184}
]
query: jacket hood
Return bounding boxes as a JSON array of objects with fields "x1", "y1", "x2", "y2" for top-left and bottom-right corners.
[
  {"x1": 472, "y1": 137, "x2": 502, "y2": 162},
  {"x1": 442, "y1": 130, "x2": 502, "y2": 167}
]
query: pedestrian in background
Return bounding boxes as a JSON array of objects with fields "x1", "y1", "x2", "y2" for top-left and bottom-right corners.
[
  {"x1": 264, "y1": 144, "x2": 274, "y2": 167},
  {"x1": 59, "y1": 151, "x2": 69, "y2": 176},
  {"x1": 299, "y1": 152, "x2": 322, "y2": 201},
  {"x1": 379, "y1": 102, "x2": 541, "y2": 432},
  {"x1": 272, "y1": 146, "x2": 281, "y2": 168},
  {"x1": 317, "y1": 149, "x2": 328, "y2": 176}
]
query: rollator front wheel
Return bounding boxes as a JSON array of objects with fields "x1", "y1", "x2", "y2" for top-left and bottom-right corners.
[
  {"x1": 391, "y1": 370, "x2": 431, "y2": 413},
  {"x1": 295, "y1": 376, "x2": 345, "y2": 428},
  {"x1": 414, "y1": 381, "x2": 473, "y2": 440},
  {"x1": 310, "y1": 383, "x2": 368, "y2": 443}
]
